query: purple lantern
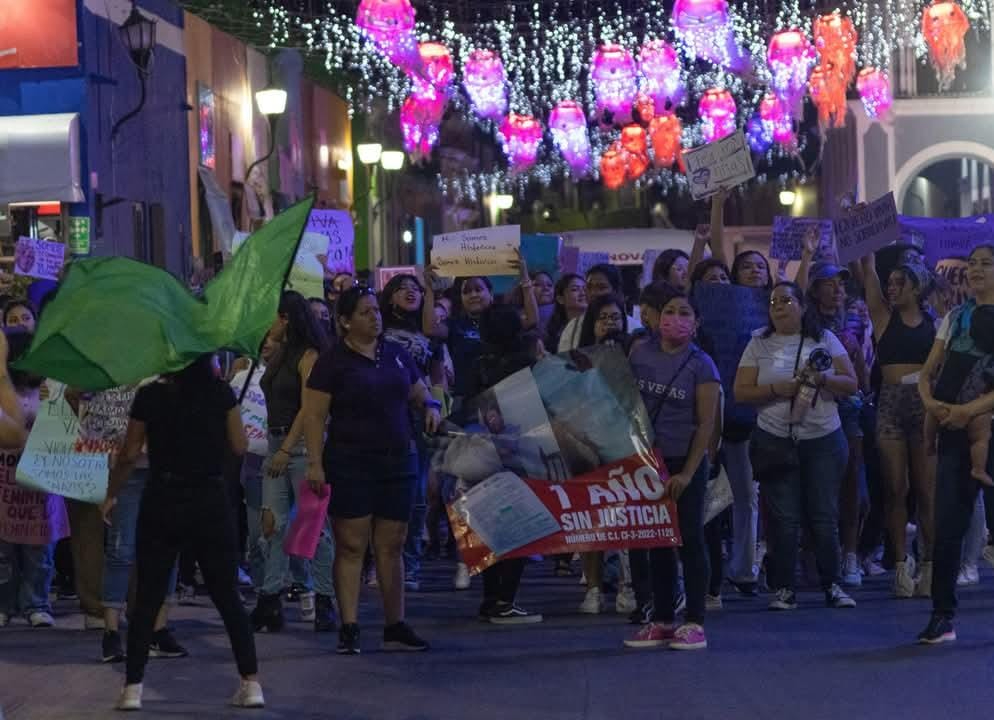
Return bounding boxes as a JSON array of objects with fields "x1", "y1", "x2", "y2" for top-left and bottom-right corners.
[
  {"x1": 768, "y1": 30, "x2": 817, "y2": 108},
  {"x1": 355, "y1": 0, "x2": 420, "y2": 72},
  {"x1": 591, "y1": 44, "x2": 638, "y2": 124},
  {"x1": 639, "y1": 40, "x2": 685, "y2": 112},
  {"x1": 463, "y1": 49, "x2": 508, "y2": 121},
  {"x1": 698, "y1": 88, "x2": 737, "y2": 143},
  {"x1": 746, "y1": 112, "x2": 772, "y2": 153},
  {"x1": 857, "y1": 67, "x2": 893, "y2": 119},
  {"x1": 672, "y1": 0, "x2": 748, "y2": 73},
  {"x1": 549, "y1": 100, "x2": 591, "y2": 176}
]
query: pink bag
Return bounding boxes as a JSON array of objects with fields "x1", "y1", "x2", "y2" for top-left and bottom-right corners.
[{"x1": 284, "y1": 484, "x2": 331, "y2": 560}]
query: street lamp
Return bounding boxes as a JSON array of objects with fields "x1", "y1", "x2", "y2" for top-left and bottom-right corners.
[
  {"x1": 779, "y1": 189, "x2": 797, "y2": 207},
  {"x1": 380, "y1": 150, "x2": 405, "y2": 171},
  {"x1": 245, "y1": 82, "x2": 287, "y2": 189},
  {"x1": 111, "y1": 3, "x2": 157, "y2": 139},
  {"x1": 357, "y1": 143, "x2": 383, "y2": 165}
]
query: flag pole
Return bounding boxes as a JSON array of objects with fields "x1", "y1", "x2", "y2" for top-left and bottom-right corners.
[{"x1": 238, "y1": 196, "x2": 314, "y2": 404}]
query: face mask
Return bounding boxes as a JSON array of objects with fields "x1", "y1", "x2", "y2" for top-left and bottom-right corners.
[{"x1": 660, "y1": 315, "x2": 694, "y2": 343}]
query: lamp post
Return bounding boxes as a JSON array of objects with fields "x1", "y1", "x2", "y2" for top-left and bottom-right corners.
[
  {"x1": 245, "y1": 83, "x2": 288, "y2": 200},
  {"x1": 111, "y1": 4, "x2": 157, "y2": 139},
  {"x1": 379, "y1": 151, "x2": 404, "y2": 264}
]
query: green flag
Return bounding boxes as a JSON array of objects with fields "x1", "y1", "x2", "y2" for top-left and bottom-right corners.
[{"x1": 14, "y1": 196, "x2": 315, "y2": 391}]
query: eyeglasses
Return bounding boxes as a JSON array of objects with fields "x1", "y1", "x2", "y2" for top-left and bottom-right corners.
[
  {"x1": 596, "y1": 312, "x2": 623, "y2": 323},
  {"x1": 770, "y1": 296, "x2": 796, "y2": 307}
]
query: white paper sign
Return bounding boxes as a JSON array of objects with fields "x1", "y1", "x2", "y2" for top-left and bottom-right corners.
[
  {"x1": 431, "y1": 225, "x2": 521, "y2": 277},
  {"x1": 306, "y1": 209, "x2": 355, "y2": 275},
  {"x1": 834, "y1": 192, "x2": 900, "y2": 265},
  {"x1": 15, "y1": 237, "x2": 65, "y2": 281},
  {"x1": 230, "y1": 368, "x2": 268, "y2": 457},
  {"x1": 683, "y1": 131, "x2": 755, "y2": 200}
]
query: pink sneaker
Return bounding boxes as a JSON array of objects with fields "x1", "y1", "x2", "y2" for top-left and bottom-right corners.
[
  {"x1": 669, "y1": 623, "x2": 707, "y2": 650},
  {"x1": 623, "y1": 622, "x2": 674, "y2": 648}
]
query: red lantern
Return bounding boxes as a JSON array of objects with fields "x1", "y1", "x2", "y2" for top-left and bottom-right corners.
[
  {"x1": 634, "y1": 93, "x2": 656, "y2": 123},
  {"x1": 649, "y1": 114, "x2": 683, "y2": 168},
  {"x1": 499, "y1": 113, "x2": 543, "y2": 173},
  {"x1": 922, "y1": 1, "x2": 970, "y2": 91},
  {"x1": 627, "y1": 149, "x2": 649, "y2": 182},
  {"x1": 621, "y1": 124, "x2": 648, "y2": 155},
  {"x1": 813, "y1": 12, "x2": 858, "y2": 87},
  {"x1": 600, "y1": 147, "x2": 627, "y2": 190},
  {"x1": 809, "y1": 63, "x2": 847, "y2": 130},
  {"x1": 699, "y1": 88, "x2": 737, "y2": 142}
]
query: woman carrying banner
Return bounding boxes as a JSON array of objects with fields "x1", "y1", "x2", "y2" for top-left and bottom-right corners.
[
  {"x1": 103, "y1": 355, "x2": 263, "y2": 711},
  {"x1": 300, "y1": 287, "x2": 441, "y2": 655},
  {"x1": 858, "y1": 254, "x2": 936, "y2": 597},
  {"x1": 734, "y1": 282, "x2": 858, "y2": 611},
  {"x1": 624, "y1": 283, "x2": 720, "y2": 651},
  {"x1": 253, "y1": 291, "x2": 334, "y2": 634},
  {"x1": 916, "y1": 244, "x2": 994, "y2": 644}
]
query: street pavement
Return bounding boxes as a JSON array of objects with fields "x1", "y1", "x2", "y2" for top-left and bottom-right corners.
[{"x1": 4, "y1": 558, "x2": 994, "y2": 720}]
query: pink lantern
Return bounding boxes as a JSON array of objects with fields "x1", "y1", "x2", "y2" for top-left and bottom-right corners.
[
  {"x1": 699, "y1": 88, "x2": 737, "y2": 143},
  {"x1": 401, "y1": 86, "x2": 446, "y2": 162},
  {"x1": 768, "y1": 30, "x2": 817, "y2": 107},
  {"x1": 417, "y1": 42, "x2": 454, "y2": 90},
  {"x1": 857, "y1": 67, "x2": 893, "y2": 119},
  {"x1": 672, "y1": 0, "x2": 748, "y2": 73},
  {"x1": 639, "y1": 40, "x2": 685, "y2": 112},
  {"x1": 650, "y1": 113, "x2": 683, "y2": 168},
  {"x1": 922, "y1": 1, "x2": 970, "y2": 91},
  {"x1": 549, "y1": 100, "x2": 591, "y2": 176},
  {"x1": 759, "y1": 93, "x2": 796, "y2": 149},
  {"x1": 356, "y1": 0, "x2": 420, "y2": 71},
  {"x1": 809, "y1": 63, "x2": 847, "y2": 130},
  {"x1": 500, "y1": 114, "x2": 543, "y2": 173},
  {"x1": 463, "y1": 50, "x2": 508, "y2": 121},
  {"x1": 591, "y1": 44, "x2": 638, "y2": 124},
  {"x1": 813, "y1": 12, "x2": 858, "y2": 87}
]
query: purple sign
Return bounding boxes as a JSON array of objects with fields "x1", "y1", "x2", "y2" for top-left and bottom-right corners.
[{"x1": 899, "y1": 214, "x2": 994, "y2": 265}]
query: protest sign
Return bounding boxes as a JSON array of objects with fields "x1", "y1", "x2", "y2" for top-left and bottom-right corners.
[
  {"x1": 76, "y1": 386, "x2": 136, "y2": 453},
  {"x1": 560, "y1": 246, "x2": 580, "y2": 274},
  {"x1": 233, "y1": 228, "x2": 327, "y2": 301},
  {"x1": 230, "y1": 368, "x2": 268, "y2": 457},
  {"x1": 306, "y1": 209, "x2": 355, "y2": 275},
  {"x1": 683, "y1": 131, "x2": 755, "y2": 200},
  {"x1": 834, "y1": 192, "x2": 900, "y2": 264},
  {"x1": 578, "y1": 251, "x2": 611, "y2": 277},
  {"x1": 0, "y1": 447, "x2": 69, "y2": 545},
  {"x1": 935, "y1": 257, "x2": 971, "y2": 308},
  {"x1": 16, "y1": 381, "x2": 109, "y2": 504},
  {"x1": 375, "y1": 266, "x2": 418, "y2": 291},
  {"x1": 431, "y1": 225, "x2": 521, "y2": 277},
  {"x1": 489, "y1": 235, "x2": 563, "y2": 295},
  {"x1": 14, "y1": 237, "x2": 65, "y2": 281},
  {"x1": 901, "y1": 215, "x2": 994, "y2": 266},
  {"x1": 770, "y1": 217, "x2": 834, "y2": 261}
]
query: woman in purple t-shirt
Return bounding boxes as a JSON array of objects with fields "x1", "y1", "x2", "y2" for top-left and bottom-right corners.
[{"x1": 624, "y1": 284, "x2": 720, "y2": 651}]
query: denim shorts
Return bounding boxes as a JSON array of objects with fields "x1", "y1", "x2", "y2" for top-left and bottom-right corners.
[{"x1": 326, "y1": 446, "x2": 417, "y2": 522}]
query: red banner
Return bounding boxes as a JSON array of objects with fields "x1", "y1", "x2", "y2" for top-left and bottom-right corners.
[{"x1": 448, "y1": 452, "x2": 682, "y2": 574}]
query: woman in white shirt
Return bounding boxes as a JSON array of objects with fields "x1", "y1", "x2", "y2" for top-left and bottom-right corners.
[{"x1": 734, "y1": 282, "x2": 858, "y2": 611}]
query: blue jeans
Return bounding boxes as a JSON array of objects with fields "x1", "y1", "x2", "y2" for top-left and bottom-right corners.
[
  {"x1": 754, "y1": 428, "x2": 848, "y2": 592},
  {"x1": 103, "y1": 469, "x2": 177, "y2": 609},
  {"x1": 402, "y1": 438, "x2": 430, "y2": 581},
  {"x1": 0, "y1": 541, "x2": 53, "y2": 615},
  {"x1": 259, "y1": 433, "x2": 335, "y2": 597}
]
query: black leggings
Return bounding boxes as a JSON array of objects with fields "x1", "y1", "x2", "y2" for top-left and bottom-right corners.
[
  {"x1": 482, "y1": 558, "x2": 525, "y2": 605},
  {"x1": 126, "y1": 475, "x2": 257, "y2": 684}
]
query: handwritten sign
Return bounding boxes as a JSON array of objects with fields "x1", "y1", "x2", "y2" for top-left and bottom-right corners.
[
  {"x1": 901, "y1": 215, "x2": 994, "y2": 266},
  {"x1": 683, "y1": 131, "x2": 755, "y2": 200},
  {"x1": 935, "y1": 257, "x2": 971, "y2": 308},
  {"x1": 16, "y1": 381, "x2": 109, "y2": 504},
  {"x1": 230, "y1": 369, "x2": 268, "y2": 457},
  {"x1": 14, "y1": 237, "x2": 65, "y2": 281},
  {"x1": 77, "y1": 386, "x2": 136, "y2": 454},
  {"x1": 834, "y1": 192, "x2": 900, "y2": 264},
  {"x1": 0, "y1": 447, "x2": 69, "y2": 545},
  {"x1": 770, "y1": 217, "x2": 835, "y2": 261},
  {"x1": 306, "y1": 209, "x2": 355, "y2": 275},
  {"x1": 431, "y1": 225, "x2": 521, "y2": 277}
]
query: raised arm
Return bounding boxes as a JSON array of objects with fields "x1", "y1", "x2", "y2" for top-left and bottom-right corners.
[
  {"x1": 688, "y1": 223, "x2": 711, "y2": 280},
  {"x1": 861, "y1": 253, "x2": 890, "y2": 340},
  {"x1": 794, "y1": 227, "x2": 819, "y2": 293},
  {"x1": 708, "y1": 188, "x2": 730, "y2": 270},
  {"x1": 513, "y1": 250, "x2": 539, "y2": 330}
]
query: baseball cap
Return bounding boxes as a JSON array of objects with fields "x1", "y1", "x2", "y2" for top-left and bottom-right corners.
[{"x1": 810, "y1": 262, "x2": 851, "y2": 283}]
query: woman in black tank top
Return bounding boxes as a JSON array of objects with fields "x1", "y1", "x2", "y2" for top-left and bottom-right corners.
[
  {"x1": 861, "y1": 254, "x2": 936, "y2": 599},
  {"x1": 252, "y1": 291, "x2": 333, "y2": 633}
]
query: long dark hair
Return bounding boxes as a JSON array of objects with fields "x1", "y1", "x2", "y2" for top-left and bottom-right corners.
[
  {"x1": 731, "y1": 250, "x2": 773, "y2": 291},
  {"x1": 579, "y1": 293, "x2": 628, "y2": 347},
  {"x1": 546, "y1": 273, "x2": 583, "y2": 349},
  {"x1": 279, "y1": 290, "x2": 329, "y2": 355},
  {"x1": 380, "y1": 273, "x2": 424, "y2": 333},
  {"x1": 690, "y1": 258, "x2": 731, "y2": 287},
  {"x1": 453, "y1": 276, "x2": 495, "y2": 318},
  {"x1": 166, "y1": 354, "x2": 218, "y2": 392},
  {"x1": 764, "y1": 281, "x2": 824, "y2": 341},
  {"x1": 652, "y1": 249, "x2": 690, "y2": 285},
  {"x1": 5, "y1": 328, "x2": 42, "y2": 389}
]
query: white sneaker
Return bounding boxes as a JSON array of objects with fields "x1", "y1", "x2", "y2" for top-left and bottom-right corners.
[
  {"x1": 84, "y1": 615, "x2": 106, "y2": 631},
  {"x1": 116, "y1": 683, "x2": 143, "y2": 711},
  {"x1": 28, "y1": 611, "x2": 54, "y2": 628},
  {"x1": 453, "y1": 563, "x2": 471, "y2": 591},
  {"x1": 300, "y1": 592, "x2": 316, "y2": 623},
  {"x1": 957, "y1": 564, "x2": 980, "y2": 586},
  {"x1": 578, "y1": 572, "x2": 587, "y2": 586},
  {"x1": 915, "y1": 561, "x2": 934, "y2": 598},
  {"x1": 615, "y1": 585, "x2": 637, "y2": 614},
  {"x1": 841, "y1": 553, "x2": 862, "y2": 587},
  {"x1": 983, "y1": 545, "x2": 994, "y2": 570},
  {"x1": 862, "y1": 557, "x2": 886, "y2": 577},
  {"x1": 231, "y1": 679, "x2": 265, "y2": 708},
  {"x1": 894, "y1": 557, "x2": 916, "y2": 598},
  {"x1": 578, "y1": 587, "x2": 605, "y2": 614}
]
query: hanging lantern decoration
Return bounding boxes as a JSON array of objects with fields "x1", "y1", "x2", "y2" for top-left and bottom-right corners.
[
  {"x1": 549, "y1": 100, "x2": 591, "y2": 176},
  {"x1": 813, "y1": 12, "x2": 858, "y2": 87},
  {"x1": 400, "y1": 85, "x2": 446, "y2": 162},
  {"x1": 499, "y1": 113, "x2": 543, "y2": 173},
  {"x1": 634, "y1": 93, "x2": 656, "y2": 123},
  {"x1": 627, "y1": 147, "x2": 649, "y2": 182},
  {"x1": 857, "y1": 67, "x2": 893, "y2": 119},
  {"x1": 768, "y1": 30, "x2": 817, "y2": 109},
  {"x1": 639, "y1": 40, "x2": 685, "y2": 113},
  {"x1": 746, "y1": 112, "x2": 773, "y2": 154},
  {"x1": 591, "y1": 44, "x2": 638, "y2": 124},
  {"x1": 355, "y1": 0, "x2": 420, "y2": 72},
  {"x1": 463, "y1": 50, "x2": 508, "y2": 121},
  {"x1": 759, "y1": 92, "x2": 796, "y2": 149},
  {"x1": 672, "y1": 0, "x2": 748, "y2": 73},
  {"x1": 600, "y1": 147, "x2": 627, "y2": 190},
  {"x1": 621, "y1": 124, "x2": 648, "y2": 156},
  {"x1": 922, "y1": 1, "x2": 970, "y2": 91},
  {"x1": 416, "y1": 42, "x2": 454, "y2": 90},
  {"x1": 649, "y1": 113, "x2": 684, "y2": 168},
  {"x1": 808, "y1": 63, "x2": 847, "y2": 131},
  {"x1": 698, "y1": 88, "x2": 737, "y2": 143}
]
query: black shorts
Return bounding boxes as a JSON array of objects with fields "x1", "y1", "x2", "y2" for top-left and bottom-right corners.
[{"x1": 326, "y1": 446, "x2": 417, "y2": 522}]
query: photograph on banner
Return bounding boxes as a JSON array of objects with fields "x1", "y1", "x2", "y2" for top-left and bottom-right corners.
[
  {"x1": 232, "y1": 228, "x2": 325, "y2": 301},
  {"x1": 770, "y1": 217, "x2": 835, "y2": 261},
  {"x1": 900, "y1": 215, "x2": 994, "y2": 266},
  {"x1": 15, "y1": 237, "x2": 65, "y2": 281},
  {"x1": 306, "y1": 209, "x2": 356, "y2": 276},
  {"x1": 16, "y1": 381, "x2": 109, "y2": 504},
  {"x1": 683, "y1": 131, "x2": 755, "y2": 200},
  {"x1": 935, "y1": 257, "x2": 971, "y2": 308},
  {"x1": 431, "y1": 225, "x2": 521, "y2": 277},
  {"x1": 834, "y1": 192, "x2": 900, "y2": 264},
  {"x1": 230, "y1": 368, "x2": 268, "y2": 457}
]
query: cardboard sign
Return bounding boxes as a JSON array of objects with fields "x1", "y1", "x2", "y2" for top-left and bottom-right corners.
[
  {"x1": 901, "y1": 215, "x2": 994, "y2": 266},
  {"x1": 375, "y1": 266, "x2": 418, "y2": 292},
  {"x1": 14, "y1": 237, "x2": 65, "y2": 281},
  {"x1": 683, "y1": 131, "x2": 755, "y2": 200},
  {"x1": 834, "y1": 192, "x2": 900, "y2": 264},
  {"x1": 431, "y1": 225, "x2": 521, "y2": 277},
  {"x1": 230, "y1": 369, "x2": 268, "y2": 457},
  {"x1": 306, "y1": 209, "x2": 355, "y2": 276},
  {"x1": 0, "y1": 448, "x2": 70, "y2": 545},
  {"x1": 935, "y1": 257, "x2": 971, "y2": 308},
  {"x1": 770, "y1": 217, "x2": 835, "y2": 261},
  {"x1": 16, "y1": 381, "x2": 109, "y2": 504}
]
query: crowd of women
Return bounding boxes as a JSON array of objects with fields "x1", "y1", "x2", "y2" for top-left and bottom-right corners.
[{"x1": 2, "y1": 190, "x2": 994, "y2": 711}]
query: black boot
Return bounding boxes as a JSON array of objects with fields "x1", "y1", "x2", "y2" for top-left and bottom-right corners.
[
  {"x1": 314, "y1": 594, "x2": 337, "y2": 633},
  {"x1": 250, "y1": 593, "x2": 285, "y2": 633}
]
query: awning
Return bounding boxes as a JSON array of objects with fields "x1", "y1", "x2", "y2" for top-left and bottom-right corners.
[{"x1": 0, "y1": 113, "x2": 83, "y2": 205}]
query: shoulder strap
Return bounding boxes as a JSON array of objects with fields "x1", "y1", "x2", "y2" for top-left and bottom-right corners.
[{"x1": 650, "y1": 348, "x2": 699, "y2": 425}]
